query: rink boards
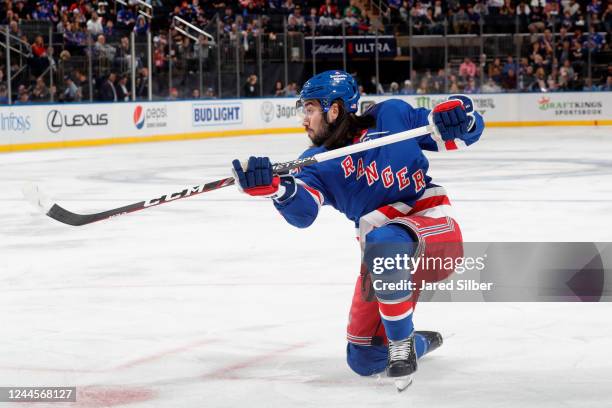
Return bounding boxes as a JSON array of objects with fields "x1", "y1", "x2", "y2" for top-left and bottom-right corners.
[{"x1": 1, "y1": 91, "x2": 610, "y2": 152}]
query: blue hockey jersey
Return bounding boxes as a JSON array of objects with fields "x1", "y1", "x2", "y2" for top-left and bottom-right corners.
[{"x1": 273, "y1": 99, "x2": 484, "y2": 228}]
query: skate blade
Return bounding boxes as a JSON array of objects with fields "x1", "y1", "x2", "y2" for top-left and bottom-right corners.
[{"x1": 394, "y1": 374, "x2": 413, "y2": 392}]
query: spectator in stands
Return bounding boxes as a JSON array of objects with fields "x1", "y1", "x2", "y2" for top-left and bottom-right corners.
[
  {"x1": 582, "y1": 78, "x2": 600, "y2": 91},
  {"x1": 416, "y1": 77, "x2": 430, "y2": 94},
  {"x1": 104, "y1": 19, "x2": 115, "y2": 37},
  {"x1": 467, "y1": 4, "x2": 481, "y2": 31},
  {"x1": 487, "y1": 0, "x2": 504, "y2": 16},
  {"x1": 117, "y1": 6, "x2": 136, "y2": 30},
  {"x1": 273, "y1": 80, "x2": 285, "y2": 96},
  {"x1": 63, "y1": 75, "x2": 79, "y2": 102},
  {"x1": 560, "y1": 59, "x2": 575, "y2": 81},
  {"x1": 290, "y1": 6, "x2": 306, "y2": 30},
  {"x1": 528, "y1": 5, "x2": 545, "y2": 33},
  {"x1": 520, "y1": 65, "x2": 536, "y2": 91},
  {"x1": 448, "y1": 74, "x2": 460, "y2": 93},
  {"x1": 97, "y1": 1, "x2": 109, "y2": 20},
  {"x1": 282, "y1": 0, "x2": 296, "y2": 15},
  {"x1": 30, "y1": 35, "x2": 49, "y2": 76},
  {"x1": 168, "y1": 87, "x2": 179, "y2": 100},
  {"x1": 2, "y1": 9, "x2": 15, "y2": 25},
  {"x1": 14, "y1": 1, "x2": 28, "y2": 20},
  {"x1": 204, "y1": 87, "x2": 216, "y2": 98},
  {"x1": 603, "y1": 3, "x2": 612, "y2": 33},
  {"x1": 136, "y1": 67, "x2": 149, "y2": 99},
  {"x1": 31, "y1": 36, "x2": 47, "y2": 58},
  {"x1": 344, "y1": 7, "x2": 360, "y2": 33},
  {"x1": 366, "y1": 76, "x2": 384, "y2": 95},
  {"x1": 318, "y1": 11, "x2": 334, "y2": 34},
  {"x1": 464, "y1": 77, "x2": 479, "y2": 93},
  {"x1": 603, "y1": 76, "x2": 612, "y2": 92},
  {"x1": 134, "y1": 15, "x2": 149, "y2": 35},
  {"x1": 499, "y1": 0, "x2": 515, "y2": 17},
  {"x1": 502, "y1": 56, "x2": 518, "y2": 76},
  {"x1": 516, "y1": 1, "x2": 530, "y2": 31},
  {"x1": 75, "y1": 70, "x2": 90, "y2": 101},
  {"x1": 565, "y1": 0, "x2": 580, "y2": 17},
  {"x1": 452, "y1": 6, "x2": 471, "y2": 34},
  {"x1": 32, "y1": 2, "x2": 51, "y2": 21},
  {"x1": 502, "y1": 68, "x2": 517, "y2": 90},
  {"x1": 94, "y1": 34, "x2": 116, "y2": 61},
  {"x1": 344, "y1": 0, "x2": 362, "y2": 19},
  {"x1": 117, "y1": 75, "x2": 130, "y2": 101},
  {"x1": 0, "y1": 85, "x2": 9, "y2": 105},
  {"x1": 285, "y1": 81, "x2": 298, "y2": 96},
  {"x1": 459, "y1": 57, "x2": 477, "y2": 80},
  {"x1": 420, "y1": 8, "x2": 436, "y2": 34},
  {"x1": 482, "y1": 78, "x2": 502, "y2": 93},
  {"x1": 100, "y1": 72, "x2": 118, "y2": 101},
  {"x1": 529, "y1": 67, "x2": 547, "y2": 92},
  {"x1": 561, "y1": 10, "x2": 574, "y2": 30},
  {"x1": 15, "y1": 88, "x2": 31, "y2": 105},
  {"x1": 31, "y1": 78, "x2": 50, "y2": 102},
  {"x1": 306, "y1": 7, "x2": 319, "y2": 33},
  {"x1": 400, "y1": 79, "x2": 414, "y2": 95},
  {"x1": 244, "y1": 74, "x2": 259, "y2": 97},
  {"x1": 192, "y1": 88, "x2": 201, "y2": 99},
  {"x1": 87, "y1": 11, "x2": 104, "y2": 36},
  {"x1": 584, "y1": 25, "x2": 605, "y2": 53},
  {"x1": 319, "y1": 0, "x2": 337, "y2": 17},
  {"x1": 268, "y1": 0, "x2": 283, "y2": 14},
  {"x1": 430, "y1": 68, "x2": 445, "y2": 92},
  {"x1": 389, "y1": 81, "x2": 400, "y2": 95},
  {"x1": 114, "y1": 36, "x2": 131, "y2": 72},
  {"x1": 388, "y1": 0, "x2": 402, "y2": 24},
  {"x1": 332, "y1": 10, "x2": 344, "y2": 32}
]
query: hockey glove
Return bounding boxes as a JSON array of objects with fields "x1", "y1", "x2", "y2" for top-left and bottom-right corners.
[
  {"x1": 429, "y1": 95, "x2": 476, "y2": 141},
  {"x1": 232, "y1": 156, "x2": 296, "y2": 201}
]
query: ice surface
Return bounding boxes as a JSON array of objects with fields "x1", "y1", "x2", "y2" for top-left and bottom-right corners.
[{"x1": 1, "y1": 126, "x2": 611, "y2": 407}]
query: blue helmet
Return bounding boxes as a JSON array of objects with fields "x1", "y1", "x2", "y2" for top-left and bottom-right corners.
[{"x1": 298, "y1": 70, "x2": 360, "y2": 113}]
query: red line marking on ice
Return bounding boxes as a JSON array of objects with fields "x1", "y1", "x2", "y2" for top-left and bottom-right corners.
[
  {"x1": 74, "y1": 386, "x2": 156, "y2": 408},
  {"x1": 202, "y1": 342, "x2": 309, "y2": 380},
  {"x1": 113, "y1": 338, "x2": 219, "y2": 370},
  {"x1": 0, "y1": 338, "x2": 219, "y2": 374}
]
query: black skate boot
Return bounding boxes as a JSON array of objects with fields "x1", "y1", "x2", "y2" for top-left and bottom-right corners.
[
  {"x1": 386, "y1": 334, "x2": 417, "y2": 392},
  {"x1": 415, "y1": 330, "x2": 443, "y2": 355}
]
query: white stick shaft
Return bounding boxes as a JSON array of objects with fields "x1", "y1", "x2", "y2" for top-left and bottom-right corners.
[{"x1": 312, "y1": 124, "x2": 433, "y2": 163}]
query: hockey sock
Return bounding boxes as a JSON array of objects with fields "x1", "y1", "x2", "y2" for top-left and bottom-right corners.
[{"x1": 364, "y1": 224, "x2": 417, "y2": 342}]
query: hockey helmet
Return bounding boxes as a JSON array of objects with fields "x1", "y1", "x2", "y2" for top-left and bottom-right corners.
[{"x1": 297, "y1": 70, "x2": 360, "y2": 114}]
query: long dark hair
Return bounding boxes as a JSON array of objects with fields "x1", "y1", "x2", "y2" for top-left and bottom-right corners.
[{"x1": 321, "y1": 100, "x2": 376, "y2": 150}]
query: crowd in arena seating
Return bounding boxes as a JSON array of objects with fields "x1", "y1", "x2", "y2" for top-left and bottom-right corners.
[
  {"x1": 0, "y1": 0, "x2": 610, "y2": 104},
  {"x1": 387, "y1": 0, "x2": 612, "y2": 35}
]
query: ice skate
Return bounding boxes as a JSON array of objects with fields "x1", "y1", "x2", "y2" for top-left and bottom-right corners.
[
  {"x1": 415, "y1": 330, "x2": 443, "y2": 355},
  {"x1": 386, "y1": 335, "x2": 417, "y2": 392}
]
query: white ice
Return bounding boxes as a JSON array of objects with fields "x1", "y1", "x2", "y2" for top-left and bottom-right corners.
[{"x1": 1, "y1": 126, "x2": 611, "y2": 407}]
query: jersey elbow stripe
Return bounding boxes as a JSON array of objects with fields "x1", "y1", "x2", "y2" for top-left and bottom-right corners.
[{"x1": 296, "y1": 180, "x2": 324, "y2": 207}]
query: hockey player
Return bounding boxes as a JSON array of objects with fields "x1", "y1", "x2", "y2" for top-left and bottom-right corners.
[{"x1": 231, "y1": 70, "x2": 485, "y2": 390}]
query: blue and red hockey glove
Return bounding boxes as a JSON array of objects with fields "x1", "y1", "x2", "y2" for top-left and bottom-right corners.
[
  {"x1": 232, "y1": 156, "x2": 296, "y2": 201},
  {"x1": 429, "y1": 95, "x2": 476, "y2": 141}
]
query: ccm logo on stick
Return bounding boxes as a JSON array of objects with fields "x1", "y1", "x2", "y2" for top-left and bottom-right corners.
[{"x1": 143, "y1": 186, "x2": 206, "y2": 207}]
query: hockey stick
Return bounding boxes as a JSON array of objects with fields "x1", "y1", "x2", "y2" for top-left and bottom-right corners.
[{"x1": 23, "y1": 124, "x2": 434, "y2": 226}]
